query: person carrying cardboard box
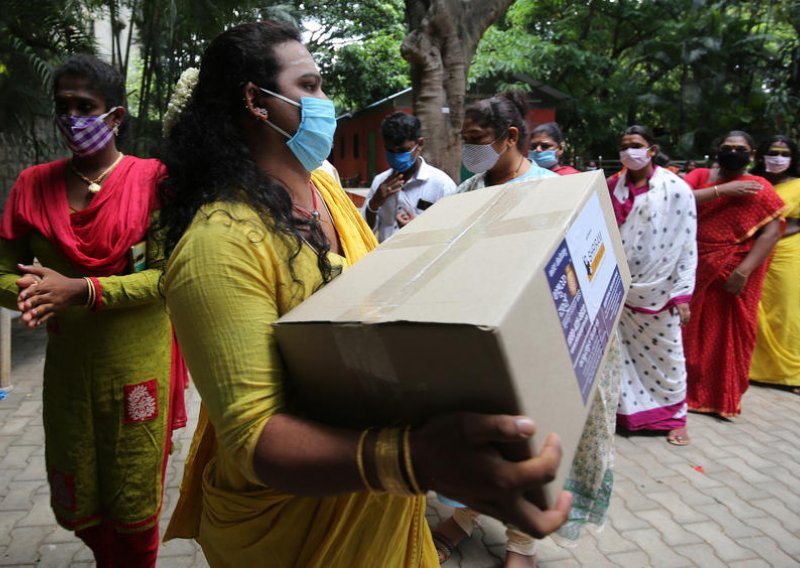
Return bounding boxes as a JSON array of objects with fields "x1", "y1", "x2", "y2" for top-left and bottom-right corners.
[{"x1": 158, "y1": 21, "x2": 572, "y2": 568}]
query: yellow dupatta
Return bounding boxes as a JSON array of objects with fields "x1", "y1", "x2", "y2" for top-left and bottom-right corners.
[
  {"x1": 775, "y1": 177, "x2": 800, "y2": 218},
  {"x1": 163, "y1": 170, "x2": 378, "y2": 541}
]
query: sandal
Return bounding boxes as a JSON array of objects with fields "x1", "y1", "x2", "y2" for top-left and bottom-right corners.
[
  {"x1": 431, "y1": 531, "x2": 456, "y2": 564},
  {"x1": 667, "y1": 427, "x2": 690, "y2": 446}
]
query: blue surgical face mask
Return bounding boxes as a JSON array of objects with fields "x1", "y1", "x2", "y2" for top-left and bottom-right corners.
[
  {"x1": 386, "y1": 144, "x2": 418, "y2": 172},
  {"x1": 259, "y1": 87, "x2": 337, "y2": 172},
  {"x1": 529, "y1": 149, "x2": 558, "y2": 169}
]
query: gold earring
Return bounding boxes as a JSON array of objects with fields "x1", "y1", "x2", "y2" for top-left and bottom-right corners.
[{"x1": 113, "y1": 124, "x2": 120, "y2": 136}]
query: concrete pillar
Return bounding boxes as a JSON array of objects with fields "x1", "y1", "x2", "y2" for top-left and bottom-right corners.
[{"x1": 0, "y1": 308, "x2": 10, "y2": 389}]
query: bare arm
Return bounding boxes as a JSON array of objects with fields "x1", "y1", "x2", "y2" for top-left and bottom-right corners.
[
  {"x1": 365, "y1": 171, "x2": 403, "y2": 227},
  {"x1": 724, "y1": 217, "x2": 782, "y2": 295},
  {"x1": 255, "y1": 411, "x2": 572, "y2": 538},
  {"x1": 783, "y1": 217, "x2": 800, "y2": 238},
  {"x1": 693, "y1": 179, "x2": 763, "y2": 204},
  {"x1": 168, "y1": 207, "x2": 571, "y2": 538}
]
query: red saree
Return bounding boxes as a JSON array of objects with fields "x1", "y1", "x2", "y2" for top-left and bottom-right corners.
[{"x1": 682, "y1": 168, "x2": 786, "y2": 416}]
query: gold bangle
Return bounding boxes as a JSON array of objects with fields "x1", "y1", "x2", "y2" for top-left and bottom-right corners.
[
  {"x1": 374, "y1": 427, "x2": 413, "y2": 496},
  {"x1": 713, "y1": 185, "x2": 720, "y2": 198},
  {"x1": 83, "y1": 277, "x2": 95, "y2": 309},
  {"x1": 402, "y1": 426, "x2": 424, "y2": 495},
  {"x1": 356, "y1": 428, "x2": 376, "y2": 492}
]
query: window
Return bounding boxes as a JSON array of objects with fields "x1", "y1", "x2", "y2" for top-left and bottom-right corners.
[{"x1": 353, "y1": 134, "x2": 360, "y2": 159}]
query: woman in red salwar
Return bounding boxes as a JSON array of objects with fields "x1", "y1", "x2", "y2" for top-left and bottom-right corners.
[
  {"x1": 682, "y1": 131, "x2": 785, "y2": 417},
  {"x1": 0, "y1": 55, "x2": 186, "y2": 567}
]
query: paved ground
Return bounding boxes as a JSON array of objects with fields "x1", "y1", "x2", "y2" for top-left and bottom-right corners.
[{"x1": 1, "y1": 320, "x2": 799, "y2": 567}]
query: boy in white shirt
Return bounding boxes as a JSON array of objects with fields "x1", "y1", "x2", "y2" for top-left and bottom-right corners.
[{"x1": 364, "y1": 112, "x2": 456, "y2": 242}]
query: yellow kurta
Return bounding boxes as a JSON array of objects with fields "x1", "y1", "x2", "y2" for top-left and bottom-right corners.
[
  {"x1": 750, "y1": 177, "x2": 800, "y2": 386},
  {"x1": 163, "y1": 171, "x2": 438, "y2": 567}
]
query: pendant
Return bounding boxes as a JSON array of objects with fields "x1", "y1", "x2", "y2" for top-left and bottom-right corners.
[
  {"x1": 311, "y1": 210, "x2": 320, "y2": 221},
  {"x1": 88, "y1": 183, "x2": 102, "y2": 193}
]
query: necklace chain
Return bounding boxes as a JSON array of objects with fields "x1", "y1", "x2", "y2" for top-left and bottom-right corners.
[
  {"x1": 292, "y1": 182, "x2": 321, "y2": 223},
  {"x1": 70, "y1": 152, "x2": 124, "y2": 194}
]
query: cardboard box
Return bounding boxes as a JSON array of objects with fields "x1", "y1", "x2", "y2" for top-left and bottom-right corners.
[{"x1": 275, "y1": 171, "x2": 630, "y2": 507}]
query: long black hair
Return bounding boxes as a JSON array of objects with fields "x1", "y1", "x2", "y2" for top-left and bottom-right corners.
[
  {"x1": 752, "y1": 134, "x2": 800, "y2": 178},
  {"x1": 464, "y1": 91, "x2": 529, "y2": 152},
  {"x1": 158, "y1": 21, "x2": 333, "y2": 283}
]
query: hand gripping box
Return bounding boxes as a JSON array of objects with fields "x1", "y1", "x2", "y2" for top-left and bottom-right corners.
[{"x1": 274, "y1": 171, "x2": 630, "y2": 508}]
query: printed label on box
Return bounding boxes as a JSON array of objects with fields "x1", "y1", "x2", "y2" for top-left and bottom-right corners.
[{"x1": 545, "y1": 194, "x2": 625, "y2": 403}]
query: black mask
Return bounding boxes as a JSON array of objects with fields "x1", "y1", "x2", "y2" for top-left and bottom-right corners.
[{"x1": 717, "y1": 148, "x2": 750, "y2": 171}]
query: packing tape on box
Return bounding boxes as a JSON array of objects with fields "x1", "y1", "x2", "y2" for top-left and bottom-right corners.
[{"x1": 341, "y1": 183, "x2": 570, "y2": 323}]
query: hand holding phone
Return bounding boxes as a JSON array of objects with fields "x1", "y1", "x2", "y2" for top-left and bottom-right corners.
[{"x1": 369, "y1": 171, "x2": 405, "y2": 211}]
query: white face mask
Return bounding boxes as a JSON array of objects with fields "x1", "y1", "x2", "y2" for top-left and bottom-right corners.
[
  {"x1": 765, "y1": 155, "x2": 791, "y2": 174},
  {"x1": 462, "y1": 142, "x2": 506, "y2": 174},
  {"x1": 619, "y1": 147, "x2": 652, "y2": 171}
]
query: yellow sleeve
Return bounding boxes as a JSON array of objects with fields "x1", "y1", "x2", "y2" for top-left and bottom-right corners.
[
  {"x1": 0, "y1": 237, "x2": 33, "y2": 310},
  {"x1": 165, "y1": 208, "x2": 291, "y2": 486},
  {"x1": 94, "y1": 213, "x2": 163, "y2": 310}
]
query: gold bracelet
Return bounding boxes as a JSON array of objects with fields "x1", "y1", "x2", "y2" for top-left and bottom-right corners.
[
  {"x1": 356, "y1": 428, "x2": 376, "y2": 492},
  {"x1": 374, "y1": 428, "x2": 413, "y2": 496},
  {"x1": 402, "y1": 426, "x2": 424, "y2": 495},
  {"x1": 713, "y1": 185, "x2": 720, "y2": 198},
  {"x1": 83, "y1": 277, "x2": 95, "y2": 309}
]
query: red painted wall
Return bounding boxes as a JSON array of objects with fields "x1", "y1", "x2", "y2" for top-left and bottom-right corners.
[
  {"x1": 527, "y1": 108, "x2": 556, "y2": 129},
  {"x1": 332, "y1": 104, "x2": 412, "y2": 186}
]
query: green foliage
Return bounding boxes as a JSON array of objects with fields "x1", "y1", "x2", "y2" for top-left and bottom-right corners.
[
  {"x1": 1, "y1": 0, "x2": 410, "y2": 156},
  {"x1": 299, "y1": 0, "x2": 409, "y2": 112},
  {"x1": 0, "y1": 0, "x2": 97, "y2": 161},
  {"x1": 126, "y1": 0, "x2": 295, "y2": 153},
  {"x1": 470, "y1": 0, "x2": 800, "y2": 161},
  {"x1": 322, "y1": 31, "x2": 409, "y2": 111},
  {"x1": 0, "y1": 0, "x2": 96, "y2": 126}
]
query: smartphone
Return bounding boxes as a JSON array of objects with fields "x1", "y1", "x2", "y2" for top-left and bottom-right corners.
[{"x1": 129, "y1": 241, "x2": 147, "y2": 273}]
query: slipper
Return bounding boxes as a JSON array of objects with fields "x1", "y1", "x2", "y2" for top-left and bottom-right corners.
[
  {"x1": 667, "y1": 427, "x2": 690, "y2": 446},
  {"x1": 431, "y1": 531, "x2": 456, "y2": 564}
]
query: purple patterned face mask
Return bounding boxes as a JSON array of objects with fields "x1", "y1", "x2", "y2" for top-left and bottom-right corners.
[{"x1": 55, "y1": 107, "x2": 118, "y2": 157}]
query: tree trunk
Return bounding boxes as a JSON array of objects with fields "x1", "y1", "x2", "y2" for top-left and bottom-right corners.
[{"x1": 402, "y1": 0, "x2": 514, "y2": 182}]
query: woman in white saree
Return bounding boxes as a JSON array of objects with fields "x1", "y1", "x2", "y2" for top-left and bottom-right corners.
[{"x1": 607, "y1": 126, "x2": 697, "y2": 446}]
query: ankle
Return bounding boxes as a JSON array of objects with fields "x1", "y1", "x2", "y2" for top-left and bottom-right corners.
[{"x1": 504, "y1": 549, "x2": 537, "y2": 568}]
